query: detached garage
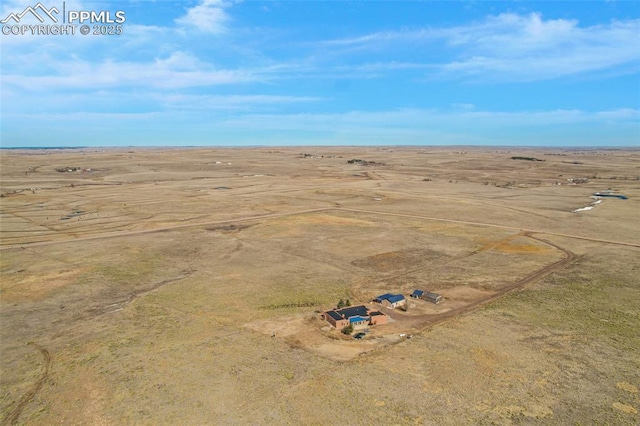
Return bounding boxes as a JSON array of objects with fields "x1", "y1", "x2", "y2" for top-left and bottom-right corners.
[
  {"x1": 373, "y1": 293, "x2": 406, "y2": 309},
  {"x1": 411, "y1": 289, "x2": 443, "y2": 304}
]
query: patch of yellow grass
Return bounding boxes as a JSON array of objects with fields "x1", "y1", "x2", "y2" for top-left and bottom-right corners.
[
  {"x1": 616, "y1": 382, "x2": 638, "y2": 394},
  {"x1": 497, "y1": 239, "x2": 553, "y2": 254},
  {"x1": 1, "y1": 269, "x2": 82, "y2": 302},
  {"x1": 612, "y1": 402, "x2": 637, "y2": 414},
  {"x1": 476, "y1": 235, "x2": 553, "y2": 255}
]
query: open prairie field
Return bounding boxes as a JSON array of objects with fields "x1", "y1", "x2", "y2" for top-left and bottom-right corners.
[{"x1": 1, "y1": 147, "x2": 639, "y2": 424}]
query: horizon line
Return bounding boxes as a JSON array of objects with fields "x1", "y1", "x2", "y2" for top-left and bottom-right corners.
[{"x1": 2, "y1": 144, "x2": 639, "y2": 151}]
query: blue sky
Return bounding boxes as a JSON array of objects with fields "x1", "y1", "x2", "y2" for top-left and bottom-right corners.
[{"x1": 1, "y1": 0, "x2": 638, "y2": 147}]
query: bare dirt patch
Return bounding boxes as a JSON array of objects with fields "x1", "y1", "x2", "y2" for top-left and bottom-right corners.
[
  {"x1": 351, "y1": 248, "x2": 443, "y2": 272},
  {"x1": 204, "y1": 223, "x2": 254, "y2": 233}
]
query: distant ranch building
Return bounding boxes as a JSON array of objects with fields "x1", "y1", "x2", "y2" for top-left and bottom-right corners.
[
  {"x1": 411, "y1": 289, "x2": 443, "y2": 304},
  {"x1": 373, "y1": 293, "x2": 406, "y2": 309},
  {"x1": 322, "y1": 305, "x2": 388, "y2": 329}
]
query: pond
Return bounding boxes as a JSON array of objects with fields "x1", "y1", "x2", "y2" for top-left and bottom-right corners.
[{"x1": 593, "y1": 193, "x2": 628, "y2": 200}]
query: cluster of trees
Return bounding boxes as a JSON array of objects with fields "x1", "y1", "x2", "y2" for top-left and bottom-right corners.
[
  {"x1": 511, "y1": 156, "x2": 544, "y2": 162},
  {"x1": 337, "y1": 298, "x2": 352, "y2": 334},
  {"x1": 347, "y1": 159, "x2": 378, "y2": 166},
  {"x1": 336, "y1": 298, "x2": 351, "y2": 309}
]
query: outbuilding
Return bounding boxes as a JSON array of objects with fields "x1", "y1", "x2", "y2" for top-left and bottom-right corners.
[
  {"x1": 411, "y1": 289, "x2": 443, "y2": 304},
  {"x1": 423, "y1": 291, "x2": 443, "y2": 304},
  {"x1": 373, "y1": 293, "x2": 406, "y2": 309}
]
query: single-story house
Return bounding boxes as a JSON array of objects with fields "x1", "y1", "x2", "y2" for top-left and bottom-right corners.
[
  {"x1": 411, "y1": 289, "x2": 443, "y2": 304},
  {"x1": 322, "y1": 305, "x2": 388, "y2": 329},
  {"x1": 373, "y1": 293, "x2": 406, "y2": 309}
]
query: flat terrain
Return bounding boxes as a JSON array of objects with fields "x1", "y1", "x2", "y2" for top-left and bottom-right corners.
[{"x1": 1, "y1": 147, "x2": 639, "y2": 424}]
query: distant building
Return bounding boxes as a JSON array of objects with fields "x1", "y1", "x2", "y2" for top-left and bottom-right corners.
[
  {"x1": 410, "y1": 290, "x2": 424, "y2": 299},
  {"x1": 411, "y1": 289, "x2": 443, "y2": 304},
  {"x1": 373, "y1": 293, "x2": 406, "y2": 309},
  {"x1": 322, "y1": 305, "x2": 388, "y2": 329}
]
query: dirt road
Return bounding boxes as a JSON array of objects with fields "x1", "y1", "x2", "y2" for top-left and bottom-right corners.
[
  {"x1": 396, "y1": 232, "x2": 578, "y2": 332},
  {"x1": 2, "y1": 207, "x2": 638, "y2": 251}
]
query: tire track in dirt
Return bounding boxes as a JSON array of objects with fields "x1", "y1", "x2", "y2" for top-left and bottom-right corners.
[
  {"x1": 0, "y1": 210, "x2": 62, "y2": 235},
  {"x1": 0, "y1": 208, "x2": 335, "y2": 250},
  {"x1": 86, "y1": 272, "x2": 194, "y2": 317},
  {"x1": 1, "y1": 343, "x2": 52, "y2": 426},
  {"x1": 339, "y1": 208, "x2": 640, "y2": 248},
  {"x1": 2, "y1": 207, "x2": 638, "y2": 250}
]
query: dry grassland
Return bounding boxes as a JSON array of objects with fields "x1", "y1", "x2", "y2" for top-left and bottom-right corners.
[{"x1": 1, "y1": 147, "x2": 639, "y2": 424}]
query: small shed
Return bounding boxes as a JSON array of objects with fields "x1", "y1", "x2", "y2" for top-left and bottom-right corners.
[
  {"x1": 422, "y1": 291, "x2": 443, "y2": 304},
  {"x1": 410, "y1": 290, "x2": 424, "y2": 299}
]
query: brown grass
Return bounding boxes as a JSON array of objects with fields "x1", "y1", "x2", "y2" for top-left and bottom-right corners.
[{"x1": 1, "y1": 147, "x2": 639, "y2": 424}]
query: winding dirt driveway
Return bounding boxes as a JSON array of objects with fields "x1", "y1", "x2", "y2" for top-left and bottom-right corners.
[
  {"x1": 396, "y1": 232, "x2": 578, "y2": 332},
  {"x1": 0, "y1": 206, "x2": 633, "y2": 417}
]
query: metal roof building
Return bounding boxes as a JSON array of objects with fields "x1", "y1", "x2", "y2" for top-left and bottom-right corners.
[
  {"x1": 410, "y1": 290, "x2": 424, "y2": 299},
  {"x1": 411, "y1": 289, "x2": 443, "y2": 304},
  {"x1": 373, "y1": 293, "x2": 406, "y2": 309}
]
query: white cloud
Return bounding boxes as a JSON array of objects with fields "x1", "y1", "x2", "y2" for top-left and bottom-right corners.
[
  {"x1": 452, "y1": 103, "x2": 475, "y2": 111},
  {"x1": 4, "y1": 107, "x2": 638, "y2": 146},
  {"x1": 158, "y1": 94, "x2": 322, "y2": 110},
  {"x1": 323, "y1": 13, "x2": 640, "y2": 81},
  {"x1": 175, "y1": 0, "x2": 229, "y2": 34},
  {"x1": 218, "y1": 108, "x2": 639, "y2": 130},
  {"x1": 202, "y1": 107, "x2": 638, "y2": 146},
  {"x1": 1, "y1": 1, "x2": 247, "y2": 95},
  {"x1": 2, "y1": 51, "x2": 258, "y2": 90},
  {"x1": 440, "y1": 13, "x2": 640, "y2": 81},
  {"x1": 1, "y1": 4, "x2": 638, "y2": 148}
]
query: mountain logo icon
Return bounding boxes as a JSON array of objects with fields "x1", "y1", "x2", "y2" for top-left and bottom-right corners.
[{"x1": 1, "y1": 2, "x2": 59, "y2": 24}]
